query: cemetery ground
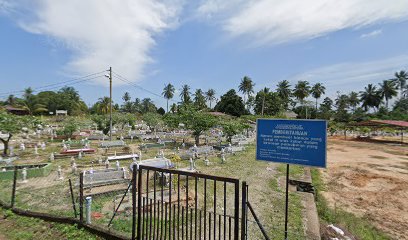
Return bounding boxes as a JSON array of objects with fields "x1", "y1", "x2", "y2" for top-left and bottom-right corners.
[
  {"x1": 315, "y1": 136, "x2": 407, "y2": 240},
  {"x1": 0, "y1": 130, "x2": 405, "y2": 240},
  {"x1": 0, "y1": 208, "x2": 100, "y2": 240}
]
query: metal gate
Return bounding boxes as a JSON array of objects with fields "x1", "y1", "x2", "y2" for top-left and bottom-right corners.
[{"x1": 132, "y1": 165, "x2": 241, "y2": 240}]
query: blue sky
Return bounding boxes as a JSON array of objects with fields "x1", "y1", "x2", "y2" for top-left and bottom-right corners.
[{"x1": 1, "y1": 0, "x2": 408, "y2": 108}]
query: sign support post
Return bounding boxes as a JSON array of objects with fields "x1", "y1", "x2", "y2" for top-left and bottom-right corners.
[
  {"x1": 284, "y1": 164, "x2": 289, "y2": 240},
  {"x1": 256, "y1": 119, "x2": 327, "y2": 239}
]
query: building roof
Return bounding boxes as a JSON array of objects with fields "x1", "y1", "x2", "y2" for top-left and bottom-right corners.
[{"x1": 354, "y1": 120, "x2": 408, "y2": 128}]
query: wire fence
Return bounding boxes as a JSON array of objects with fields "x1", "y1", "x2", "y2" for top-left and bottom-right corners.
[{"x1": 0, "y1": 164, "x2": 299, "y2": 240}]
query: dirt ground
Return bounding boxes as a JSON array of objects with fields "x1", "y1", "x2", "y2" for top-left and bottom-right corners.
[{"x1": 320, "y1": 137, "x2": 408, "y2": 239}]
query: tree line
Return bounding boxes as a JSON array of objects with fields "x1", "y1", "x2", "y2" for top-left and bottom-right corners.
[{"x1": 1, "y1": 70, "x2": 407, "y2": 121}]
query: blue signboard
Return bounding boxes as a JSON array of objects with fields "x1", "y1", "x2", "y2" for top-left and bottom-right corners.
[{"x1": 256, "y1": 119, "x2": 327, "y2": 168}]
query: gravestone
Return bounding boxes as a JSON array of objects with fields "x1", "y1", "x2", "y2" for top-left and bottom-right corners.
[
  {"x1": 72, "y1": 162, "x2": 77, "y2": 174},
  {"x1": 21, "y1": 167, "x2": 28, "y2": 183},
  {"x1": 116, "y1": 161, "x2": 120, "y2": 170},
  {"x1": 57, "y1": 166, "x2": 63, "y2": 180},
  {"x1": 105, "y1": 159, "x2": 110, "y2": 169},
  {"x1": 204, "y1": 155, "x2": 210, "y2": 166}
]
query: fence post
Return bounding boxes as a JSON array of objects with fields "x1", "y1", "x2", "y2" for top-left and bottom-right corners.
[
  {"x1": 132, "y1": 165, "x2": 137, "y2": 240},
  {"x1": 234, "y1": 181, "x2": 240, "y2": 240},
  {"x1": 69, "y1": 179, "x2": 77, "y2": 218},
  {"x1": 136, "y1": 165, "x2": 142, "y2": 239},
  {"x1": 241, "y1": 181, "x2": 247, "y2": 240},
  {"x1": 79, "y1": 172, "x2": 84, "y2": 223},
  {"x1": 11, "y1": 166, "x2": 18, "y2": 208}
]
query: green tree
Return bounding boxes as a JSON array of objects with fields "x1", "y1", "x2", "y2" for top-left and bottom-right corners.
[
  {"x1": 348, "y1": 91, "x2": 360, "y2": 112},
  {"x1": 253, "y1": 88, "x2": 283, "y2": 116},
  {"x1": 180, "y1": 84, "x2": 192, "y2": 104},
  {"x1": 141, "y1": 98, "x2": 157, "y2": 113},
  {"x1": 276, "y1": 80, "x2": 292, "y2": 110},
  {"x1": 6, "y1": 95, "x2": 16, "y2": 106},
  {"x1": 0, "y1": 112, "x2": 22, "y2": 156},
  {"x1": 0, "y1": 112, "x2": 40, "y2": 156},
  {"x1": 360, "y1": 84, "x2": 382, "y2": 112},
  {"x1": 392, "y1": 70, "x2": 408, "y2": 98},
  {"x1": 193, "y1": 89, "x2": 207, "y2": 110},
  {"x1": 311, "y1": 83, "x2": 326, "y2": 111},
  {"x1": 238, "y1": 76, "x2": 255, "y2": 109},
  {"x1": 214, "y1": 89, "x2": 247, "y2": 117},
  {"x1": 293, "y1": 81, "x2": 311, "y2": 118},
  {"x1": 170, "y1": 103, "x2": 177, "y2": 113},
  {"x1": 122, "y1": 92, "x2": 131, "y2": 102},
  {"x1": 378, "y1": 80, "x2": 398, "y2": 109},
  {"x1": 221, "y1": 120, "x2": 244, "y2": 142},
  {"x1": 95, "y1": 97, "x2": 111, "y2": 114},
  {"x1": 157, "y1": 107, "x2": 166, "y2": 115},
  {"x1": 121, "y1": 92, "x2": 133, "y2": 113},
  {"x1": 318, "y1": 97, "x2": 333, "y2": 120},
  {"x1": 62, "y1": 120, "x2": 78, "y2": 138},
  {"x1": 162, "y1": 83, "x2": 175, "y2": 112},
  {"x1": 205, "y1": 89, "x2": 216, "y2": 109},
  {"x1": 179, "y1": 107, "x2": 217, "y2": 145},
  {"x1": 142, "y1": 112, "x2": 163, "y2": 131}
]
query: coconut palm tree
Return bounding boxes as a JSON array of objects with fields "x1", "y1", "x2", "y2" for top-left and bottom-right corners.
[
  {"x1": 379, "y1": 80, "x2": 398, "y2": 109},
  {"x1": 360, "y1": 84, "x2": 382, "y2": 112},
  {"x1": 205, "y1": 89, "x2": 216, "y2": 109},
  {"x1": 6, "y1": 95, "x2": 16, "y2": 106},
  {"x1": 348, "y1": 91, "x2": 360, "y2": 112},
  {"x1": 23, "y1": 87, "x2": 33, "y2": 101},
  {"x1": 260, "y1": 87, "x2": 270, "y2": 116},
  {"x1": 311, "y1": 83, "x2": 326, "y2": 111},
  {"x1": 392, "y1": 70, "x2": 408, "y2": 98},
  {"x1": 276, "y1": 80, "x2": 291, "y2": 110},
  {"x1": 170, "y1": 103, "x2": 177, "y2": 113},
  {"x1": 293, "y1": 81, "x2": 311, "y2": 118},
  {"x1": 194, "y1": 89, "x2": 206, "y2": 110},
  {"x1": 162, "y1": 83, "x2": 175, "y2": 112},
  {"x1": 122, "y1": 92, "x2": 131, "y2": 103},
  {"x1": 238, "y1": 76, "x2": 255, "y2": 109},
  {"x1": 180, "y1": 84, "x2": 191, "y2": 104},
  {"x1": 97, "y1": 97, "x2": 111, "y2": 114}
]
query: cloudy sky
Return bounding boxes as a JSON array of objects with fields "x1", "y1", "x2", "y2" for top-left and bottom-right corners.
[{"x1": 1, "y1": 0, "x2": 408, "y2": 108}]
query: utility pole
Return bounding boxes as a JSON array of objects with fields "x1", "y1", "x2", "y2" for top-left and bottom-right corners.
[
  {"x1": 109, "y1": 67, "x2": 112, "y2": 141},
  {"x1": 261, "y1": 88, "x2": 266, "y2": 116}
]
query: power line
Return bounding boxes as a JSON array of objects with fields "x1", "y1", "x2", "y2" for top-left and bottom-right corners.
[
  {"x1": 112, "y1": 71, "x2": 177, "y2": 103},
  {"x1": 0, "y1": 71, "x2": 106, "y2": 97}
]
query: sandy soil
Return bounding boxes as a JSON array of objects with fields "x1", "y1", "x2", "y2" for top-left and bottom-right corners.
[{"x1": 320, "y1": 137, "x2": 408, "y2": 239}]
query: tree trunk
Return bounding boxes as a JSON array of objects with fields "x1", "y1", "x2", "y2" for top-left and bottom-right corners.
[
  {"x1": 315, "y1": 98, "x2": 318, "y2": 111},
  {"x1": 0, "y1": 134, "x2": 11, "y2": 157},
  {"x1": 195, "y1": 135, "x2": 200, "y2": 145},
  {"x1": 167, "y1": 100, "x2": 169, "y2": 113}
]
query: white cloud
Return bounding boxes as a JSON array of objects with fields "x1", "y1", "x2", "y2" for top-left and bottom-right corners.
[
  {"x1": 197, "y1": 0, "x2": 408, "y2": 46},
  {"x1": 2, "y1": 0, "x2": 183, "y2": 86},
  {"x1": 289, "y1": 54, "x2": 408, "y2": 95},
  {"x1": 360, "y1": 29, "x2": 383, "y2": 38}
]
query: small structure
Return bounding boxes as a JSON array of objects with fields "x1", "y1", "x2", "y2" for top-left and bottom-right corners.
[
  {"x1": 352, "y1": 120, "x2": 408, "y2": 143},
  {"x1": 55, "y1": 110, "x2": 68, "y2": 116}
]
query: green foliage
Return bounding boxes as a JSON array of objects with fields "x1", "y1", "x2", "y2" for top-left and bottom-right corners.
[
  {"x1": 62, "y1": 120, "x2": 78, "y2": 138},
  {"x1": 253, "y1": 88, "x2": 283, "y2": 115},
  {"x1": 157, "y1": 107, "x2": 166, "y2": 115},
  {"x1": 214, "y1": 89, "x2": 247, "y2": 117},
  {"x1": 167, "y1": 106, "x2": 218, "y2": 144},
  {"x1": 221, "y1": 120, "x2": 244, "y2": 142},
  {"x1": 142, "y1": 112, "x2": 163, "y2": 130},
  {"x1": 193, "y1": 89, "x2": 207, "y2": 110}
]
